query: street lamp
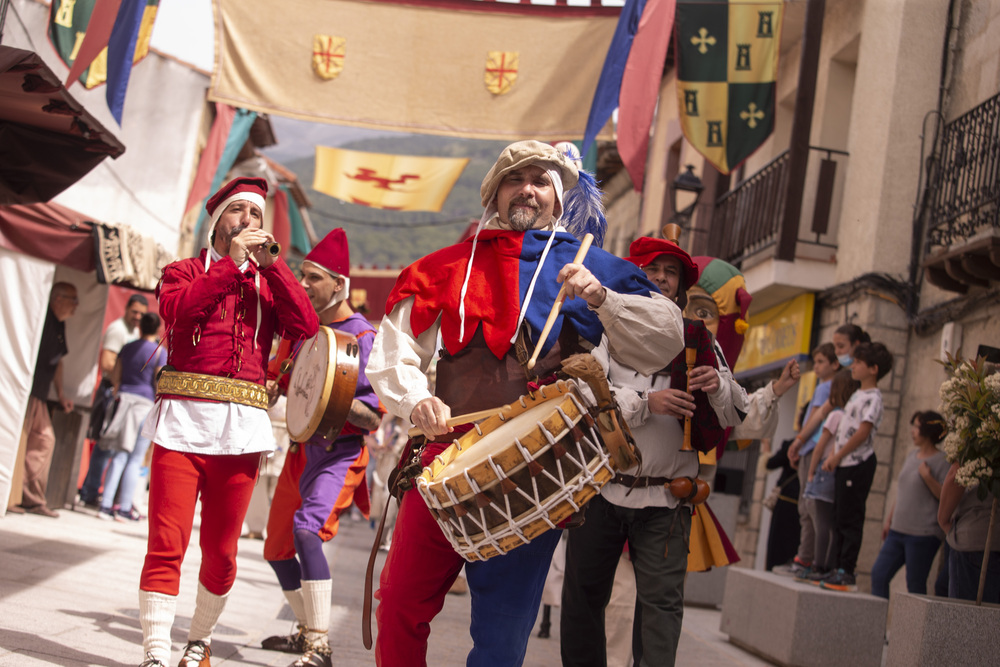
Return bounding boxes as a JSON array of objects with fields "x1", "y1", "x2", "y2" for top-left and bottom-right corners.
[{"x1": 665, "y1": 164, "x2": 704, "y2": 237}]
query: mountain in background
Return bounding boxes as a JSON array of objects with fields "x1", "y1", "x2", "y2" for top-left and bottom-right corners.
[{"x1": 276, "y1": 132, "x2": 511, "y2": 267}]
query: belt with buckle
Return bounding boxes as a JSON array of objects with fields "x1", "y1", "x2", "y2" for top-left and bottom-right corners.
[{"x1": 157, "y1": 370, "x2": 268, "y2": 410}]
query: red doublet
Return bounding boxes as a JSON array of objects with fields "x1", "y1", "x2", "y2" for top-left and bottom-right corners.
[
  {"x1": 140, "y1": 251, "x2": 318, "y2": 598},
  {"x1": 157, "y1": 250, "x2": 318, "y2": 385}
]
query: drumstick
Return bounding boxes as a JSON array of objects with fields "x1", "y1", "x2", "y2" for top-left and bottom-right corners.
[
  {"x1": 527, "y1": 233, "x2": 594, "y2": 371},
  {"x1": 681, "y1": 346, "x2": 697, "y2": 452},
  {"x1": 407, "y1": 407, "x2": 502, "y2": 437}
]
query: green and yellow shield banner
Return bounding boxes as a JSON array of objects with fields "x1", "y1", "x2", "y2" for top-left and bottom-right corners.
[
  {"x1": 675, "y1": 0, "x2": 783, "y2": 174},
  {"x1": 48, "y1": 0, "x2": 160, "y2": 90}
]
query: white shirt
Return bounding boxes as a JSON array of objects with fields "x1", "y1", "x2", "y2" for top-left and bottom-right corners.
[
  {"x1": 140, "y1": 248, "x2": 274, "y2": 455},
  {"x1": 103, "y1": 318, "x2": 139, "y2": 354}
]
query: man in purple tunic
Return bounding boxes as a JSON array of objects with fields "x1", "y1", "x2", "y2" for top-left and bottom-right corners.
[{"x1": 260, "y1": 229, "x2": 383, "y2": 667}]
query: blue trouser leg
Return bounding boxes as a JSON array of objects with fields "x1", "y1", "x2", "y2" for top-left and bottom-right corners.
[
  {"x1": 117, "y1": 434, "x2": 152, "y2": 513},
  {"x1": 465, "y1": 528, "x2": 561, "y2": 667},
  {"x1": 99, "y1": 450, "x2": 129, "y2": 512},
  {"x1": 80, "y1": 446, "x2": 113, "y2": 503},
  {"x1": 949, "y1": 548, "x2": 1000, "y2": 603},
  {"x1": 902, "y1": 534, "x2": 942, "y2": 595},
  {"x1": 870, "y1": 530, "x2": 906, "y2": 599}
]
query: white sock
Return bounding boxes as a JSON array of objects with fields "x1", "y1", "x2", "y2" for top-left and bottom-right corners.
[
  {"x1": 283, "y1": 588, "x2": 307, "y2": 627},
  {"x1": 139, "y1": 589, "x2": 177, "y2": 665},
  {"x1": 301, "y1": 579, "x2": 332, "y2": 647},
  {"x1": 187, "y1": 582, "x2": 229, "y2": 644}
]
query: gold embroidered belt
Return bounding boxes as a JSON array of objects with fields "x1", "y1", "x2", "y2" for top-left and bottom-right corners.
[{"x1": 156, "y1": 370, "x2": 268, "y2": 410}]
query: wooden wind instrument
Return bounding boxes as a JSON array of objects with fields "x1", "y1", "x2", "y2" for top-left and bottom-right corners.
[
  {"x1": 526, "y1": 233, "x2": 594, "y2": 371},
  {"x1": 681, "y1": 346, "x2": 697, "y2": 451}
]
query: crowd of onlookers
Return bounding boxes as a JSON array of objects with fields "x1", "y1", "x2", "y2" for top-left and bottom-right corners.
[{"x1": 767, "y1": 324, "x2": 999, "y2": 604}]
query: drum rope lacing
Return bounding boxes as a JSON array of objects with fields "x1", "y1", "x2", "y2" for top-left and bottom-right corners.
[{"x1": 425, "y1": 391, "x2": 615, "y2": 560}]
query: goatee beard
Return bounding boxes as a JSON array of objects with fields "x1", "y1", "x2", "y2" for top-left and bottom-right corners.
[{"x1": 507, "y1": 206, "x2": 540, "y2": 231}]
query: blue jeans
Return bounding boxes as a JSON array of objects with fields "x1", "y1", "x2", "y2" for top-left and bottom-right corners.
[
  {"x1": 79, "y1": 446, "x2": 113, "y2": 504},
  {"x1": 99, "y1": 434, "x2": 151, "y2": 513},
  {"x1": 869, "y1": 530, "x2": 941, "y2": 598},
  {"x1": 949, "y1": 548, "x2": 1000, "y2": 603}
]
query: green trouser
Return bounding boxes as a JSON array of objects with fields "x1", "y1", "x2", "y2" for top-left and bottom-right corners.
[{"x1": 561, "y1": 495, "x2": 691, "y2": 667}]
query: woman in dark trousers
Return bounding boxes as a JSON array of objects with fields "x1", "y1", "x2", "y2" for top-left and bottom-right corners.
[{"x1": 766, "y1": 438, "x2": 801, "y2": 570}]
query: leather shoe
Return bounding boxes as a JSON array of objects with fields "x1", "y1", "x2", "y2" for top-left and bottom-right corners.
[{"x1": 24, "y1": 504, "x2": 59, "y2": 518}]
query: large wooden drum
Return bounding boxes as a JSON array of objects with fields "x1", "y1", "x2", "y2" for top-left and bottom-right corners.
[
  {"x1": 417, "y1": 380, "x2": 613, "y2": 561},
  {"x1": 285, "y1": 327, "x2": 359, "y2": 443}
]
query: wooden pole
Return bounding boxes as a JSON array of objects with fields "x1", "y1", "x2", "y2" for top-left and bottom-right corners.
[{"x1": 527, "y1": 233, "x2": 594, "y2": 370}]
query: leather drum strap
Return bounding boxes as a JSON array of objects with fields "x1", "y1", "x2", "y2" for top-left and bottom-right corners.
[{"x1": 362, "y1": 492, "x2": 393, "y2": 650}]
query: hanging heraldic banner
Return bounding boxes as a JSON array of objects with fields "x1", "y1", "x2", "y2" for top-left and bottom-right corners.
[
  {"x1": 209, "y1": 0, "x2": 619, "y2": 141},
  {"x1": 675, "y1": 0, "x2": 784, "y2": 175}
]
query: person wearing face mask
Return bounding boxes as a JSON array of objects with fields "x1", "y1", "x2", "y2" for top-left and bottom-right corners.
[
  {"x1": 365, "y1": 140, "x2": 684, "y2": 667},
  {"x1": 832, "y1": 323, "x2": 871, "y2": 368},
  {"x1": 134, "y1": 177, "x2": 319, "y2": 667},
  {"x1": 790, "y1": 324, "x2": 872, "y2": 476}
]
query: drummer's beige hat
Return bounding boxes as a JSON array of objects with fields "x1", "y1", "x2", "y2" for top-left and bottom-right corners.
[{"x1": 480, "y1": 140, "x2": 579, "y2": 208}]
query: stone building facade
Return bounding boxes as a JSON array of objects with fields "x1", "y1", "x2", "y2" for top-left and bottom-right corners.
[{"x1": 601, "y1": 0, "x2": 1000, "y2": 592}]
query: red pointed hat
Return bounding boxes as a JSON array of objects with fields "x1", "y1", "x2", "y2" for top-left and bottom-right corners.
[
  {"x1": 626, "y1": 237, "x2": 699, "y2": 289},
  {"x1": 304, "y1": 228, "x2": 350, "y2": 277}
]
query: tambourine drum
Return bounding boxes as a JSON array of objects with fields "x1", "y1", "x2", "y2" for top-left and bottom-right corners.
[
  {"x1": 285, "y1": 327, "x2": 360, "y2": 442},
  {"x1": 417, "y1": 380, "x2": 613, "y2": 562}
]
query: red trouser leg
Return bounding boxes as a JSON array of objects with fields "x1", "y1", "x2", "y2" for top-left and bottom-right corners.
[
  {"x1": 197, "y1": 451, "x2": 261, "y2": 595},
  {"x1": 263, "y1": 446, "x2": 305, "y2": 562},
  {"x1": 140, "y1": 445, "x2": 259, "y2": 596},
  {"x1": 374, "y1": 488, "x2": 464, "y2": 667}
]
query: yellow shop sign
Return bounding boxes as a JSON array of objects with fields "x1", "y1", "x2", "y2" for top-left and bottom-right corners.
[{"x1": 734, "y1": 292, "x2": 814, "y2": 376}]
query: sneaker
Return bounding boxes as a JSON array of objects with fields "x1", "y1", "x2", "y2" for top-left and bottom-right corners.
[
  {"x1": 820, "y1": 569, "x2": 857, "y2": 592},
  {"x1": 262, "y1": 625, "x2": 308, "y2": 653},
  {"x1": 796, "y1": 567, "x2": 832, "y2": 585},
  {"x1": 774, "y1": 556, "x2": 811, "y2": 577},
  {"x1": 97, "y1": 509, "x2": 116, "y2": 521},
  {"x1": 292, "y1": 644, "x2": 332, "y2": 667},
  {"x1": 139, "y1": 652, "x2": 167, "y2": 667},
  {"x1": 178, "y1": 639, "x2": 211, "y2": 667},
  {"x1": 117, "y1": 507, "x2": 144, "y2": 522}
]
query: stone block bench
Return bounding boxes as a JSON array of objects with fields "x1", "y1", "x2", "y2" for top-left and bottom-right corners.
[
  {"x1": 885, "y1": 592, "x2": 1000, "y2": 665},
  {"x1": 719, "y1": 568, "x2": 888, "y2": 667}
]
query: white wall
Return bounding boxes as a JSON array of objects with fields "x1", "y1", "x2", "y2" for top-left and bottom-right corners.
[{"x1": 7, "y1": 0, "x2": 211, "y2": 256}]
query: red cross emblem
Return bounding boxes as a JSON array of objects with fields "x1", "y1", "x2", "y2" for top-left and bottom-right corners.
[
  {"x1": 312, "y1": 35, "x2": 346, "y2": 81},
  {"x1": 485, "y1": 51, "x2": 519, "y2": 95}
]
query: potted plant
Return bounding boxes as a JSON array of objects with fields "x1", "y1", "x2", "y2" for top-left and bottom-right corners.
[{"x1": 938, "y1": 354, "x2": 1000, "y2": 605}]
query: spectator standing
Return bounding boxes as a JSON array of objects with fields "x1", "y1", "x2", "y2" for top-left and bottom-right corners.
[
  {"x1": 938, "y1": 463, "x2": 1000, "y2": 603},
  {"x1": 820, "y1": 342, "x2": 894, "y2": 592},
  {"x1": 12, "y1": 282, "x2": 78, "y2": 517},
  {"x1": 800, "y1": 368, "x2": 860, "y2": 581},
  {"x1": 869, "y1": 411, "x2": 949, "y2": 598},
  {"x1": 781, "y1": 343, "x2": 840, "y2": 576},
  {"x1": 765, "y1": 439, "x2": 801, "y2": 570},
  {"x1": 79, "y1": 293, "x2": 148, "y2": 507},
  {"x1": 96, "y1": 313, "x2": 166, "y2": 522}
]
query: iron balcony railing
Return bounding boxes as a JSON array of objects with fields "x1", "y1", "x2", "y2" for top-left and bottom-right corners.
[
  {"x1": 711, "y1": 146, "x2": 845, "y2": 267},
  {"x1": 926, "y1": 92, "x2": 1000, "y2": 247}
]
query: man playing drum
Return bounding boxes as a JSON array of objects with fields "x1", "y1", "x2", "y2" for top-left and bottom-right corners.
[
  {"x1": 136, "y1": 177, "x2": 319, "y2": 667},
  {"x1": 260, "y1": 229, "x2": 384, "y2": 667},
  {"x1": 366, "y1": 140, "x2": 686, "y2": 667}
]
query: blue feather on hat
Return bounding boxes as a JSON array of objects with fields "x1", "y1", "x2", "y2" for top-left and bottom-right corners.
[{"x1": 555, "y1": 142, "x2": 607, "y2": 249}]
